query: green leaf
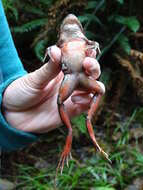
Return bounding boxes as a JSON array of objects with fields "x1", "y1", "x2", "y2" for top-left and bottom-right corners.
[
  {"x1": 85, "y1": 31, "x2": 96, "y2": 39},
  {"x1": 100, "y1": 69, "x2": 111, "y2": 86},
  {"x1": 12, "y1": 18, "x2": 48, "y2": 33},
  {"x1": 131, "y1": 150, "x2": 143, "y2": 164},
  {"x1": 94, "y1": 187, "x2": 115, "y2": 190},
  {"x1": 78, "y1": 14, "x2": 103, "y2": 27},
  {"x1": 116, "y1": 0, "x2": 124, "y2": 4},
  {"x1": 86, "y1": 1, "x2": 97, "y2": 10},
  {"x1": 126, "y1": 17, "x2": 140, "y2": 32},
  {"x1": 72, "y1": 114, "x2": 86, "y2": 134},
  {"x1": 136, "y1": 153, "x2": 143, "y2": 164},
  {"x1": 135, "y1": 108, "x2": 143, "y2": 124},
  {"x1": 34, "y1": 40, "x2": 46, "y2": 61},
  {"x1": 2, "y1": 0, "x2": 18, "y2": 20},
  {"x1": 24, "y1": 5, "x2": 45, "y2": 16},
  {"x1": 118, "y1": 34, "x2": 131, "y2": 54},
  {"x1": 8, "y1": 5, "x2": 18, "y2": 20},
  {"x1": 78, "y1": 14, "x2": 100, "y2": 23},
  {"x1": 115, "y1": 15, "x2": 140, "y2": 32},
  {"x1": 38, "y1": 0, "x2": 53, "y2": 6}
]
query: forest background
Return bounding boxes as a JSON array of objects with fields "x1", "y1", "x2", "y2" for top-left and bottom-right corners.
[{"x1": 1, "y1": 0, "x2": 143, "y2": 189}]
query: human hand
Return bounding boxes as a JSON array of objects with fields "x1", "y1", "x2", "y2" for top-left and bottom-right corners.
[{"x1": 2, "y1": 45, "x2": 101, "y2": 133}]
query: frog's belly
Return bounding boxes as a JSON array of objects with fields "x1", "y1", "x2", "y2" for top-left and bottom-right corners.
[
  {"x1": 62, "y1": 50, "x2": 85, "y2": 73},
  {"x1": 61, "y1": 40, "x2": 86, "y2": 73}
]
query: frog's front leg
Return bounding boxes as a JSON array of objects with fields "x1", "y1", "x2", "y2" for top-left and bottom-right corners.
[
  {"x1": 84, "y1": 38, "x2": 101, "y2": 55},
  {"x1": 43, "y1": 45, "x2": 61, "y2": 63},
  {"x1": 80, "y1": 75, "x2": 111, "y2": 162},
  {"x1": 57, "y1": 74, "x2": 78, "y2": 175}
]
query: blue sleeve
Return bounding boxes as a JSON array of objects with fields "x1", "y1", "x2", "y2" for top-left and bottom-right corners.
[{"x1": 0, "y1": 0, "x2": 38, "y2": 151}]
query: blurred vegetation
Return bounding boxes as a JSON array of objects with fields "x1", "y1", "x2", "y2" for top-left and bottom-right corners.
[{"x1": 1, "y1": 0, "x2": 143, "y2": 189}]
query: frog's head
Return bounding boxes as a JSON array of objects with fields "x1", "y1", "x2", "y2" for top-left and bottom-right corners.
[
  {"x1": 61, "y1": 14, "x2": 83, "y2": 33},
  {"x1": 59, "y1": 14, "x2": 85, "y2": 42}
]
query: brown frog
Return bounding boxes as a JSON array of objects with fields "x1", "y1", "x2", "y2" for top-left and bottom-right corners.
[{"x1": 44, "y1": 14, "x2": 111, "y2": 176}]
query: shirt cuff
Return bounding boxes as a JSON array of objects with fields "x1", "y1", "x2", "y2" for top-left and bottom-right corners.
[{"x1": 0, "y1": 73, "x2": 38, "y2": 151}]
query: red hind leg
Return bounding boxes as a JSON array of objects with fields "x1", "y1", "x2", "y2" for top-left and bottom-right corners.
[
  {"x1": 56, "y1": 74, "x2": 77, "y2": 177},
  {"x1": 56, "y1": 103, "x2": 73, "y2": 175},
  {"x1": 80, "y1": 74, "x2": 111, "y2": 162},
  {"x1": 86, "y1": 95, "x2": 111, "y2": 162}
]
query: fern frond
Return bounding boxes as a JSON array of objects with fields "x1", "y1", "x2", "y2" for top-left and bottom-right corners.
[
  {"x1": 8, "y1": 4, "x2": 18, "y2": 20},
  {"x1": 34, "y1": 40, "x2": 47, "y2": 61},
  {"x1": 78, "y1": 14, "x2": 103, "y2": 27},
  {"x1": 24, "y1": 5, "x2": 45, "y2": 16},
  {"x1": 12, "y1": 18, "x2": 48, "y2": 33},
  {"x1": 37, "y1": 0, "x2": 53, "y2": 6},
  {"x1": 2, "y1": 0, "x2": 18, "y2": 20},
  {"x1": 85, "y1": 31, "x2": 96, "y2": 39},
  {"x1": 86, "y1": 1, "x2": 97, "y2": 10},
  {"x1": 117, "y1": 34, "x2": 131, "y2": 54}
]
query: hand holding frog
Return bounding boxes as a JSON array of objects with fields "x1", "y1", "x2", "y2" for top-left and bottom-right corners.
[{"x1": 2, "y1": 45, "x2": 99, "y2": 133}]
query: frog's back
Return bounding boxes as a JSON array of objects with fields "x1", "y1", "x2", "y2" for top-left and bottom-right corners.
[{"x1": 61, "y1": 39, "x2": 86, "y2": 73}]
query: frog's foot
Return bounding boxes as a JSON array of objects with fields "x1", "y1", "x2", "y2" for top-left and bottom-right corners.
[
  {"x1": 54, "y1": 135, "x2": 72, "y2": 188},
  {"x1": 57, "y1": 151, "x2": 72, "y2": 175},
  {"x1": 95, "y1": 142, "x2": 111, "y2": 163},
  {"x1": 56, "y1": 134, "x2": 72, "y2": 175},
  {"x1": 54, "y1": 144, "x2": 72, "y2": 188}
]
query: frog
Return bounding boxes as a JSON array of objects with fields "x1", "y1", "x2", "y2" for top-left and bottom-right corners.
[{"x1": 43, "y1": 14, "x2": 111, "y2": 176}]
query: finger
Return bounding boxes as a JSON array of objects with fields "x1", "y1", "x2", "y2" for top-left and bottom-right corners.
[
  {"x1": 83, "y1": 57, "x2": 101, "y2": 79},
  {"x1": 26, "y1": 45, "x2": 62, "y2": 89}
]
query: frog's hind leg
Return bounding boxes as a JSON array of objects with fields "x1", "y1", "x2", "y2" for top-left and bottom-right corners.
[
  {"x1": 56, "y1": 74, "x2": 78, "y2": 176},
  {"x1": 80, "y1": 75, "x2": 111, "y2": 162},
  {"x1": 86, "y1": 94, "x2": 111, "y2": 163}
]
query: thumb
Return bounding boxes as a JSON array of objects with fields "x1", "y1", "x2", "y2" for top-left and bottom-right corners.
[{"x1": 27, "y1": 45, "x2": 62, "y2": 89}]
